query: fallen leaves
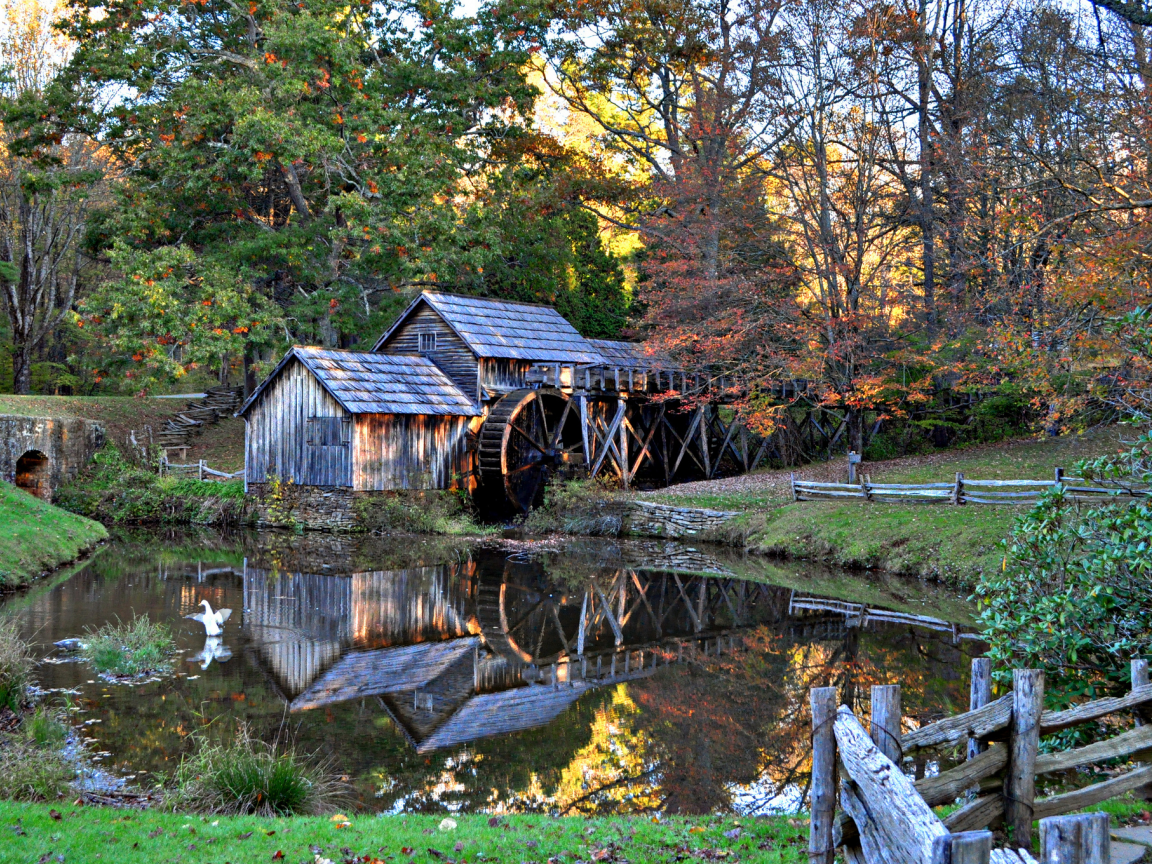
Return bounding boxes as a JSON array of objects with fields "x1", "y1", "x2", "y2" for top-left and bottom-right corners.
[
  {"x1": 272, "y1": 851, "x2": 284, "y2": 860},
  {"x1": 49, "y1": 810, "x2": 62, "y2": 822}
]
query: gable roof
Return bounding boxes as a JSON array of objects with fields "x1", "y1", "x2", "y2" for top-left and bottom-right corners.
[
  {"x1": 587, "y1": 339, "x2": 679, "y2": 370},
  {"x1": 373, "y1": 291, "x2": 606, "y2": 364},
  {"x1": 237, "y1": 346, "x2": 481, "y2": 418}
]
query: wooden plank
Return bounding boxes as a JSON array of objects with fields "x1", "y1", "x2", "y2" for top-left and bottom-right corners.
[
  {"x1": 1035, "y1": 723, "x2": 1152, "y2": 775},
  {"x1": 1135, "y1": 658, "x2": 1150, "y2": 727},
  {"x1": 671, "y1": 407, "x2": 705, "y2": 478},
  {"x1": 810, "y1": 688, "x2": 837, "y2": 864},
  {"x1": 1033, "y1": 765, "x2": 1152, "y2": 820},
  {"x1": 590, "y1": 401, "x2": 627, "y2": 478},
  {"x1": 1039, "y1": 684, "x2": 1152, "y2": 733},
  {"x1": 1006, "y1": 669, "x2": 1044, "y2": 850},
  {"x1": 943, "y1": 794, "x2": 1002, "y2": 832},
  {"x1": 916, "y1": 744, "x2": 1007, "y2": 806},
  {"x1": 833, "y1": 707, "x2": 949, "y2": 864},
  {"x1": 902, "y1": 694, "x2": 1013, "y2": 752}
]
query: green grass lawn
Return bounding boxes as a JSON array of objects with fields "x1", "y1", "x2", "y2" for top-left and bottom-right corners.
[
  {"x1": 0, "y1": 484, "x2": 107, "y2": 589},
  {"x1": 0, "y1": 802, "x2": 808, "y2": 864}
]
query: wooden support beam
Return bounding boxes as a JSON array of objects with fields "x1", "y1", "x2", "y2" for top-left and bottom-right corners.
[
  {"x1": 809, "y1": 687, "x2": 838, "y2": 864},
  {"x1": 590, "y1": 401, "x2": 627, "y2": 478},
  {"x1": 870, "y1": 685, "x2": 902, "y2": 765},
  {"x1": 1006, "y1": 669, "x2": 1044, "y2": 850},
  {"x1": 671, "y1": 406, "x2": 706, "y2": 478},
  {"x1": 969, "y1": 658, "x2": 992, "y2": 761}
]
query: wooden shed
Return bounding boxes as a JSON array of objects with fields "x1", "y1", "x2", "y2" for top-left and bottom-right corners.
[
  {"x1": 372, "y1": 290, "x2": 605, "y2": 400},
  {"x1": 238, "y1": 346, "x2": 481, "y2": 491}
]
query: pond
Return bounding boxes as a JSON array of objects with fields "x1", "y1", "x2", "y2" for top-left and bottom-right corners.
[{"x1": 2, "y1": 531, "x2": 983, "y2": 815}]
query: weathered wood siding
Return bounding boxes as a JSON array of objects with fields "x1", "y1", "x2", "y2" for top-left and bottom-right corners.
[
  {"x1": 479, "y1": 358, "x2": 532, "y2": 395},
  {"x1": 245, "y1": 358, "x2": 352, "y2": 487},
  {"x1": 378, "y1": 304, "x2": 479, "y2": 400},
  {"x1": 353, "y1": 413, "x2": 472, "y2": 490}
]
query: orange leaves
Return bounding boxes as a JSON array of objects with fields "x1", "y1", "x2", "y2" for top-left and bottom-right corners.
[
  {"x1": 264, "y1": 51, "x2": 277, "y2": 64},
  {"x1": 253, "y1": 151, "x2": 273, "y2": 163}
]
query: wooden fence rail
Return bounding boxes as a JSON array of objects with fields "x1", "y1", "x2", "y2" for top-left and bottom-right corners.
[
  {"x1": 792, "y1": 467, "x2": 1152, "y2": 506},
  {"x1": 811, "y1": 659, "x2": 1152, "y2": 864},
  {"x1": 159, "y1": 458, "x2": 244, "y2": 481}
]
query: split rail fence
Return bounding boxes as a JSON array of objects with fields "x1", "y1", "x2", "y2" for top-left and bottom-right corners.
[
  {"x1": 810, "y1": 658, "x2": 1152, "y2": 864},
  {"x1": 159, "y1": 458, "x2": 244, "y2": 482},
  {"x1": 792, "y1": 468, "x2": 1152, "y2": 506}
]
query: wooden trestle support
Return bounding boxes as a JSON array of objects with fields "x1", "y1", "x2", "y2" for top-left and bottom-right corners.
[{"x1": 477, "y1": 362, "x2": 776, "y2": 512}]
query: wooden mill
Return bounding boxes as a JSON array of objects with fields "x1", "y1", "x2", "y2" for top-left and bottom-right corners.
[{"x1": 239, "y1": 290, "x2": 766, "y2": 512}]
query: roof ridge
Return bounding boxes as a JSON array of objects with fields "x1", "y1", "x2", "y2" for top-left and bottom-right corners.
[{"x1": 421, "y1": 289, "x2": 560, "y2": 311}]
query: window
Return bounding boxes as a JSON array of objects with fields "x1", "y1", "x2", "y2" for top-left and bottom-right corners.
[
  {"x1": 419, "y1": 332, "x2": 437, "y2": 353},
  {"x1": 306, "y1": 416, "x2": 350, "y2": 446}
]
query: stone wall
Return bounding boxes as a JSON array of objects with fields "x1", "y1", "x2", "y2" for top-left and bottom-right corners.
[
  {"x1": 0, "y1": 415, "x2": 105, "y2": 501},
  {"x1": 247, "y1": 482, "x2": 361, "y2": 531},
  {"x1": 624, "y1": 500, "x2": 741, "y2": 538}
]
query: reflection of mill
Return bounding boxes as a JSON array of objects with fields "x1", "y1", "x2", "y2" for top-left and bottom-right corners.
[{"x1": 242, "y1": 558, "x2": 790, "y2": 752}]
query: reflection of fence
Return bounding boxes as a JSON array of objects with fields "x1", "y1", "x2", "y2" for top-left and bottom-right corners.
[
  {"x1": 787, "y1": 593, "x2": 980, "y2": 642},
  {"x1": 792, "y1": 468, "x2": 1152, "y2": 505},
  {"x1": 809, "y1": 658, "x2": 1152, "y2": 863},
  {"x1": 160, "y1": 458, "x2": 244, "y2": 481}
]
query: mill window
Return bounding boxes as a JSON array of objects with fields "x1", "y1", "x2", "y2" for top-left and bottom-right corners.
[
  {"x1": 306, "y1": 416, "x2": 350, "y2": 446},
  {"x1": 419, "y1": 332, "x2": 437, "y2": 353}
]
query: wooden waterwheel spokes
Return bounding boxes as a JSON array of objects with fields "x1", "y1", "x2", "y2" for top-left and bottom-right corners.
[
  {"x1": 475, "y1": 559, "x2": 588, "y2": 666},
  {"x1": 478, "y1": 387, "x2": 585, "y2": 513}
]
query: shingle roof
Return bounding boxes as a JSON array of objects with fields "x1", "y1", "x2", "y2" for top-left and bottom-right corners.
[
  {"x1": 587, "y1": 339, "x2": 679, "y2": 370},
  {"x1": 237, "y1": 346, "x2": 480, "y2": 418},
  {"x1": 373, "y1": 291, "x2": 606, "y2": 364}
]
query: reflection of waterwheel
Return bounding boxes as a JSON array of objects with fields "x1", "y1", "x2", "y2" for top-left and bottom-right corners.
[
  {"x1": 478, "y1": 388, "x2": 585, "y2": 513},
  {"x1": 477, "y1": 563, "x2": 583, "y2": 665}
]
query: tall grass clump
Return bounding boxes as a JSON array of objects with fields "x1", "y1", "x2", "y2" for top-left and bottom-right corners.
[
  {"x1": 171, "y1": 727, "x2": 345, "y2": 816},
  {"x1": 82, "y1": 615, "x2": 175, "y2": 677},
  {"x1": 0, "y1": 740, "x2": 75, "y2": 800},
  {"x1": 23, "y1": 706, "x2": 69, "y2": 749},
  {"x1": 0, "y1": 619, "x2": 33, "y2": 712}
]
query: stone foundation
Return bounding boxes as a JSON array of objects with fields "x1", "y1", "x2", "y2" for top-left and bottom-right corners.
[
  {"x1": 0, "y1": 415, "x2": 105, "y2": 501},
  {"x1": 624, "y1": 500, "x2": 741, "y2": 538},
  {"x1": 246, "y1": 483, "x2": 362, "y2": 531}
]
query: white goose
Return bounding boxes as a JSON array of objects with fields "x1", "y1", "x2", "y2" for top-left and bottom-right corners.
[
  {"x1": 185, "y1": 599, "x2": 232, "y2": 636},
  {"x1": 188, "y1": 636, "x2": 233, "y2": 670}
]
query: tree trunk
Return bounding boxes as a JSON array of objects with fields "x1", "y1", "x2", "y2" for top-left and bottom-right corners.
[{"x1": 12, "y1": 340, "x2": 33, "y2": 394}]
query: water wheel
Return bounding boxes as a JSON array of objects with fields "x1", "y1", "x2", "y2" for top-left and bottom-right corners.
[
  {"x1": 476, "y1": 561, "x2": 583, "y2": 665},
  {"x1": 477, "y1": 388, "x2": 585, "y2": 513}
]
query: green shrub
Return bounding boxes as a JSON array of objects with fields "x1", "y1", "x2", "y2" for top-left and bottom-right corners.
[
  {"x1": 170, "y1": 727, "x2": 345, "y2": 816},
  {"x1": 975, "y1": 430, "x2": 1152, "y2": 708},
  {"x1": 82, "y1": 615, "x2": 175, "y2": 677},
  {"x1": 354, "y1": 489, "x2": 479, "y2": 535},
  {"x1": 23, "y1": 707, "x2": 69, "y2": 749},
  {"x1": 0, "y1": 620, "x2": 33, "y2": 712},
  {"x1": 524, "y1": 478, "x2": 628, "y2": 536},
  {"x1": 0, "y1": 739, "x2": 75, "y2": 800}
]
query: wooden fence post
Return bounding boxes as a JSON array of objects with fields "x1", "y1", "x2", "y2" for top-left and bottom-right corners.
[
  {"x1": 809, "y1": 687, "x2": 838, "y2": 864},
  {"x1": 870, "y1": 685, "x2": 902, "y2": 765},
  {"x1": 953, "y1": 472, "x2": 965, "y2": 505},
  {"x1": 198, "y1": 459, "x2": 204, "y2": 481},
  {"x1": 1039, "y1": 812, "x2": 1109, "y2": 864},
  {"x1": 1134, "y1": 658, "x2": 1149, "y2": 727},
  {"x1": 791, "y1": 472, "x2": 798, "y2": 502},
  {"x1": 949, "y1": 830, "x2": 993, "y2": 864},
  {"x1": 968, "y1": 658, "x2": 992, "y2": 761},
  {"x1": 1054, "y1": 466, "x2": 1064, "y2": 484},
  {"x1": 1006, "y1": 669, "x2": 1044, "y2": 850}
]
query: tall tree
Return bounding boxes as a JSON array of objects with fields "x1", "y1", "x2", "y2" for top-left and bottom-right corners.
[{"x1": 0, "y1": 0, "x2": 103, "y2": 393}]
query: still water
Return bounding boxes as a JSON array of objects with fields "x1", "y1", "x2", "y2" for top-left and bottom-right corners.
[{"x1": 2, "y1": 531, "x2": 981, "y2": 815}]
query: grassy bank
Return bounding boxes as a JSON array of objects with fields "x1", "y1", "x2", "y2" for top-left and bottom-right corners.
[
  {"x1": 0, "y1": 394, "x2": 245, "y2": 472},
  {"x1": 0, "y1": 802, "x2": 806, "y2": 864},
  {"x1": 643, "y1": 427, "x2": 1131, "y2": 586},
  {"x1": 0, "y1": 484, "x2": 107, "y2": 589}
]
